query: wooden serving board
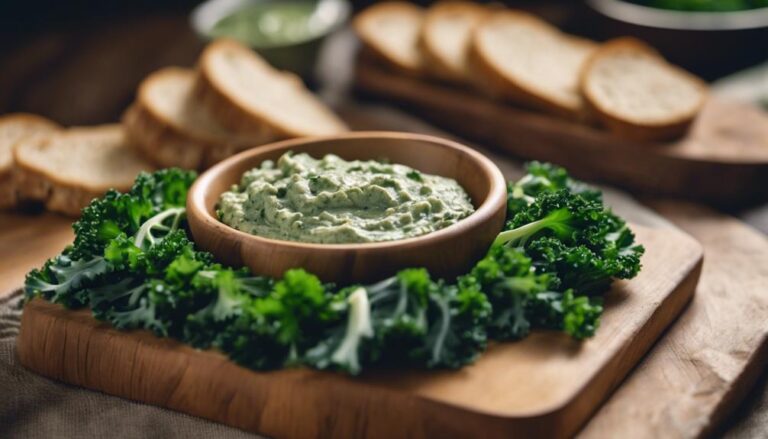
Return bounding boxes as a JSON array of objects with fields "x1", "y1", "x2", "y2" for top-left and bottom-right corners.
[
  {"x1": 354, "y1": 61, "x2": 768, "y2": 207},
  {"x1": 17, "y1": 225, "x2": 702, "y2": 439}
]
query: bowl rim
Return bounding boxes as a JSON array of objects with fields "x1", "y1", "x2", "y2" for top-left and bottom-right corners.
[
  {"x1": 188, "y1": 131, "x2": 508, "y2": 251},
  {"x1": 588, "y1": 0, "x2": 768, "y2": 31},
  {"x1": 189, "y1": 0, "x2": 352, "y2": 48}
]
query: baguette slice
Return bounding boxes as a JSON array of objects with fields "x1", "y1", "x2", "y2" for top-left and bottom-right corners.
[
  {"x1": 0, "y1": 114, "x2": 60, "y2": 208},
  {"x1": 469, "y1": 11, "x2": 597, "y2": 119},
  {"x1": 14, "y1": 125, "x2": 154, "y2": 216},
  {"x1": 196, "y1": 39, "x2": 348, "y2": 139},
  {"x1": 420, "y1": 1, "x2": 488, "y2": 82},
  {"x1": 123, "y1": 67, "x2": 267, "y2": 171},
  {"x1": 354, "y1": 2, "x2": 425, "y2": 75},
  {"x1": 580, "y1": 38, "x2": 707, "y2": 141}
]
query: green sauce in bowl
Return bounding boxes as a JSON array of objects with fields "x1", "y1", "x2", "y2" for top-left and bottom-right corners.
[{"x1": 208, "y1": 1, "x2": 332, "y2": 47}]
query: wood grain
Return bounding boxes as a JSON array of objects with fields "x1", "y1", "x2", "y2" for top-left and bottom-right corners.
[
  {"x1": 0, "y1": 211, "x2": 72, "y2": 298},
  {"x1": 354, "y1": 61, "x2": 768, "y2": 207},
  {"x1": 580, "y1": 202, "x2": 768, "y2": 439},
  {"x1": 17, "y1": 225, "x2": 702, "y2": 439}
]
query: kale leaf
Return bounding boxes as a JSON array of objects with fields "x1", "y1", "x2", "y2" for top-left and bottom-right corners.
[{"x1": 24, "y1": 161, "x2": 644, "y2": 375}]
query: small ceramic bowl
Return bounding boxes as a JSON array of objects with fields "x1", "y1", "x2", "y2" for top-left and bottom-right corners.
[
  {"x1": 187, "y1": 132, "x2": 507, "y2": 284},
  {"x1": 190, "y1": 0, "x2": 351, "y2": 79}
]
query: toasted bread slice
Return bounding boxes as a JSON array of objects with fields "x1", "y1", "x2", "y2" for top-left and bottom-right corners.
[
  {"x1": 469, "y1": 11, "x2": 597, "y2": 119},
  {"x1": 195, "y1": 39, "x2": 348, "y2": 139},
  {"x1": 420, "y1": 1, "x2": 488, "y2": 82},
  {"x1": 0, "y1": 114, "x2": 60, "y2": 209},
  {"x1": 123, "y1": 67, "x2": 267, "y2": 171},
  {"x1": 354, "y1": 2, "x2": 425, "y2": 75},
  {"x1": 580, "y1": 38, "x2": 707, "y2": 141},
  {"x1": 14, "y1": 125, "x2": 153, "y2": 216}
]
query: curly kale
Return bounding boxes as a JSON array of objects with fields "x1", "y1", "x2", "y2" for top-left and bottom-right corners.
[
  {"x1": 184, "y1": 266, "x2": 273, "y2": 348},
  {"x1": 218, "y1": 269, "x2": 342, "y2": 369},
  {"x1": 507, "y1": 161, "x2": 601, "y2": 217},
  {"x1": 24, "y1": 161, "x2": 645, "y2": 375},
  {"x1": 25, "y1": 169, "x2": 205, "y2": 335},
  {"x1": 496, "y1": 189, "x2": 644, "y2": 296},
  {"x1": 68, "y1": 168, "x2": 196, "y2": 260},
  {"x1": 24, "y1": 255, "x2": 108, "y2": 308},
  {"x1": 461, "y1": 244, "x2": 556, "y2": 339},
  {"x1": 423, "y1": 282, "x2": 491, "y2": 368},
  {"x1": 306, "y1": 268, "x2": 491, "y2": 374},
  {"x1": 304, "y1": 286, "x2": 373, "y2": 374}
]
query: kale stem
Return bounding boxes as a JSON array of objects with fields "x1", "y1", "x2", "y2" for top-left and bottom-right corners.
[
  {"x1": 429, "y1": 293, "x2": 451, "y2": 364},
  {"x1": 494, "y1": 217, "x2": 550, "y2": 247},
  {"x1": 134, "y1": 207, "x2": 186, "y2": 248},
  {"x1": 494, "y1": 208, "x2": 572, "y2": 247}
]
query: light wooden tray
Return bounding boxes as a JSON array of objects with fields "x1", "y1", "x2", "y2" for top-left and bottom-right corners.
[
  {"x1": 354, "y1": 61, "x2": 768, "y2": 208},
  {"x1": 17, "y1": 225, "x2": 702, "y2": 439}
]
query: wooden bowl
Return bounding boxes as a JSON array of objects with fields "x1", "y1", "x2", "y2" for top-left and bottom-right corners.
[{"x1": 187, "y1": 131, "x2": 507, "y2": 284}]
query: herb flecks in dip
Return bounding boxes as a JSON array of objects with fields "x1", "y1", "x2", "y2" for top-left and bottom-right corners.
[{"x1": 217, "y1": 153, "x2": 475, "y2": 244}]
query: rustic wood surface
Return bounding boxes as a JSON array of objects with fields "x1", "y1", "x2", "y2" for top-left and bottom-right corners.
[
  {"x1": 17, "y1": 224, "x2": 702, "y2": 439},
  {"x1": 1, "y1": 97, "x2": 767, "y2": 439},
  {"x1": 2, "y1": 11, "x2": 768, "y2": 437},
  {"x1": 0, "y1": 211, "x2": 73, "y2": 298},
  {"x1": 186, "y1": 132, "x2": 507, "y2": 283},
  {"x1": 579, "y1": 201, "x2": 768, "y2": 438},
  {"x1": 354, "y1": 60, "x2": 768, "y2": 208}
]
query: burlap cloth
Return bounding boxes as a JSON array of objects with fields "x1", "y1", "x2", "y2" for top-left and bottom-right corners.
[{"x1": 0, "y1": 291, "x2": 262, "y2": 439}]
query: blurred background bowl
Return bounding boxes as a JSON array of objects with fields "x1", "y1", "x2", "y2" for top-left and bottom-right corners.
[
  {"x1": 585, "y1": 0, "x2": 768, "y2": 80},
  {"x1": 191, "y1": 0, "x2": 351, "y2": 80}
]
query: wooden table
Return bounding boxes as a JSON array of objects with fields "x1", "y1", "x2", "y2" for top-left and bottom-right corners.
[{"x1": 2, "y1": 12, "x2": 768, "y2": 439}]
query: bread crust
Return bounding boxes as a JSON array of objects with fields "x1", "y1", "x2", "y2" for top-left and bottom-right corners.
[
  {"x1": 579, "y1": 37, "x2": 708, "y2": 142},
  {"x1": 13, "y1": 162, "x2": 102, "y2": 216},
  {"x1": 0, "y1": 169, "x2": 15, "y2": 209},
  {"x1": 13, "y1": 125, "x2": 153, "y2": 217},
  {"x1": 196, "y1": 39, "x2": 347, "y2": 139},
  {"x1": 353, "y1": 2, "x2": 425, "y2": 76},
  {"x1": 0, "y1": 113, "x2": 60, "y2": 209},
  {"x1": 123, "y1": 103, "x2": 208, "y2": 170},
  {"x1": 419, "y1": 1, "x2": 488, "y2": 82},
  {"x1": 468, "y1": 10, "x2": 596, "y2": 121},
  {"x1": 193, "y1": 62, "x2": 279, "y2": 140},
  {"x1": 123, "y1": 67, "x2": 265, "y2": 170}
]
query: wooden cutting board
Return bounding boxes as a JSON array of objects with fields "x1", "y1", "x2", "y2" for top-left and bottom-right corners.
[
  {"x1": 354, "y1": 61, "x2": 768, "y2": 208},
  {"x1": 16, "y1": 224, "x2": 702, "y2": 439}
]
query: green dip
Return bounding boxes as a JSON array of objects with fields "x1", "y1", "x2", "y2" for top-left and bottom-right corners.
[
  {"x1": 217, "y1": 152, "x2": 475, "y2": 244},
  {"x1": 208, "y1": 1, "x2": 329, "y2": 47}
]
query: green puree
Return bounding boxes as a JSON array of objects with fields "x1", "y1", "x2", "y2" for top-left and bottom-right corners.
[
  {"x1": 209, "y1": 2, "x2": 327, "y2": 47},
  {"x1": 218, "y1": 153, "x2": 475, "y2": 244}
]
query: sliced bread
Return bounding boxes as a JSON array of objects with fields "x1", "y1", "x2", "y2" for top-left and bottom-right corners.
[
  {"x1": 469, "y1": 11, "x2": 597, "y2": 119},
  {"x1": 354, "y1": 2, "x2": 425, "y2": 75},
  {"x1": 0, "y1": 114, "x2": 60, "y2": 209},
  {"x1": 123, "y1": 67, "x2": 267, "y2": 171},
  {"x1": 14, "y1": 125, "x2": 154, "y2": 216},
  {"x1": 580, "y1": 38, "x2": 707, "y2": 141},
  {"x1": 195, "y1": 39, "x2": 348, "y2": 139},
  {"x1": 419, "y1": 1, "x2": 488, "y2": 82}
]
